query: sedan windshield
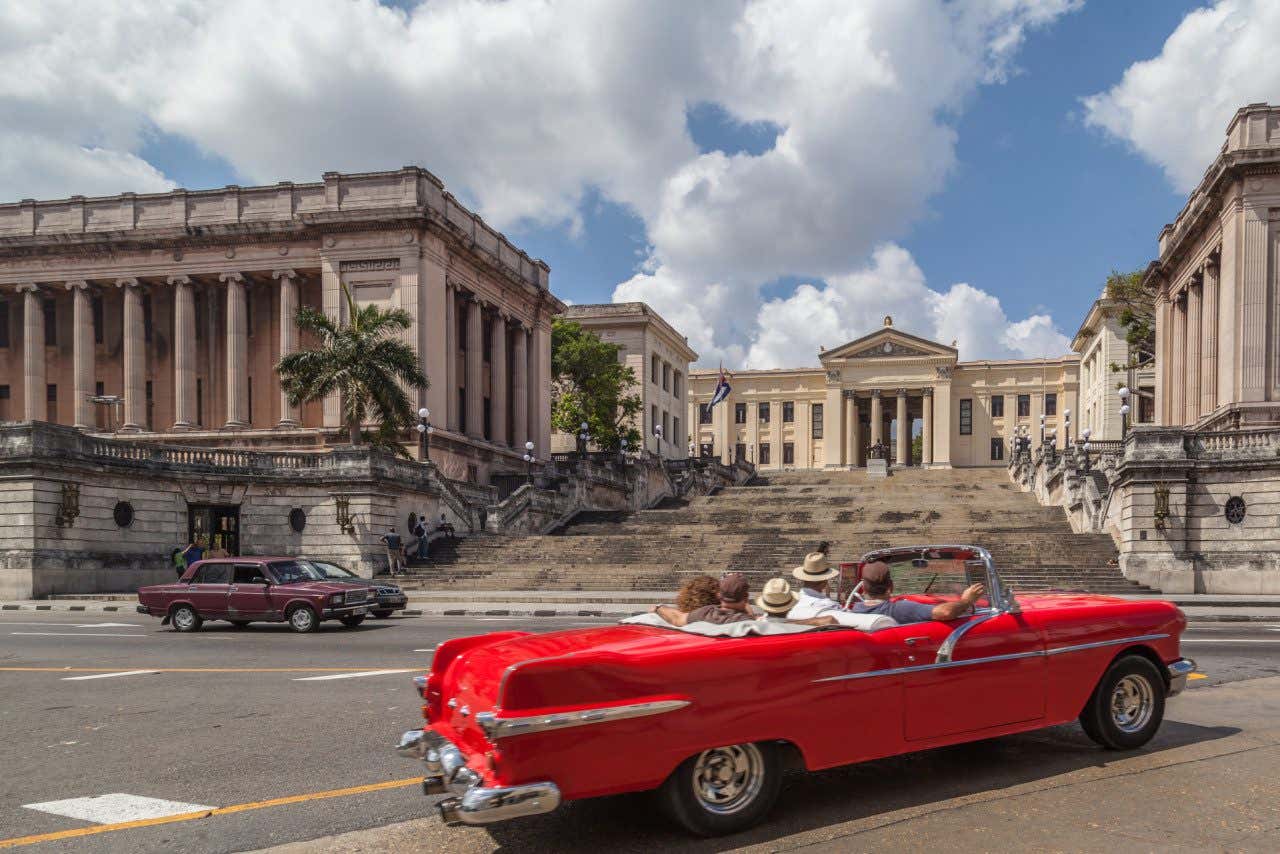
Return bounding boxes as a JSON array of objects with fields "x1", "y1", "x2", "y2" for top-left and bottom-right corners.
[
  {"x1": 268, "y1": 560, "x2": 327, "y2": 584},
  {"x1": 306, "y1": 560, "x2": 358, "y2": 580}
]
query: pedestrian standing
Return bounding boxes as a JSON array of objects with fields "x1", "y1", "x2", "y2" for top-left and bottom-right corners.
[
  {"x1": 181, "y1": 538, "x2": 204, "y2": 568},
  {"x1": 413, "y1": 513, "x2": 429, "y2": 560},
  {"x1": 380, "y1": 526, "x2": 404, "y2": 576},
  {"x1": 170, "y1": 548, "x2": 187, "y2": 578}
]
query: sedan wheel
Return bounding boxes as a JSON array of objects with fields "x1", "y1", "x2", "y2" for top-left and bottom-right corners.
[
  {"x1": 659, "y1": 742, "x2": 780, "y2": 836},
  {"x1": 287, "y1": 605, "x2": 318, "y2": 633},
  {"x1": 170, "y1": 605, "x2": 202, "y2": 633},
  {"x1": 1079, "y1": 654, "x2": 1165, "y2": 750}
]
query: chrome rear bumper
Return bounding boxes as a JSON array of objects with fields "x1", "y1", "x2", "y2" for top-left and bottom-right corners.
[
  {"x1": 395, "y1": 728, "x2": 560, "y2": 826},
  {"x1": 1167, "y1": 658, "x2": 1197, "y2": 697}
]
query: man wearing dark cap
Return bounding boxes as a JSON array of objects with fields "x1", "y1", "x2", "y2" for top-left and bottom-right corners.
[
  {"x1": 853, "y1": 561, "x2": 985, "y2": 624},
  {"x1": 655, "y1": 572, "x2": 755, "y2": 626}
]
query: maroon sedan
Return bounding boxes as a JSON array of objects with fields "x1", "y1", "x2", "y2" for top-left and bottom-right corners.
[{"x1": 137, "y1": 556, "x2": 375, "y2": 633}]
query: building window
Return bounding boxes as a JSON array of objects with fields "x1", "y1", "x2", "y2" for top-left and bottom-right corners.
[
  {"x1": 651, "y1": 404, "x2": 658, "y2": 436},
  {"x1": 735, "y1": 442, "x2": 746, "y2": 462},
  {"x1": 95, "y1": 381, "x2": 104, "y2": 396},
  {"x1": 672, "y1": 416, "x2": 681, "y2": 445},
  {"x1": 92, "y1": 296, "x2": 103, "y2": 344},
  {"x1": 990, "y1": 438, "x2": 1004, "y2": 461},
  {"x1": 1139, "y1": 392, "x2": 1154, "y2": 424},
  {"x1": 146, "y1": 380, "x2": 154, "y2": 430},
  {"x1": 782, "y1": 401, "x2": 794, "y2": 423},
  {"x1": 483, "y1": 397, "x2": 491, "y2": 437},
  {"x1": 959, "y1": 399, "x2": 972, "y2": 435},
  {"x1": 673, "y1": 371, "x2": 682, "y2": 399},
  {"x1": 246, "y1": 378, "x2": 252, "y2": 426},
  {"x1": 662, "y1": 410, "x2": 670, "y2": 442},
  {"x1": 1016, "y1": 394, "x2": 1030, "y2": 417},
  {"x1": 0, "y1": 385, "x2": 8, "y2": 421},
  {"x1": 1045, "y1": 393, "x2": 1057, "y2": 416},
  {"x1": 46, "y1": 383, "x2": 57, "y2": 422},
  {"x1": 0, "y1": 300, "x2": 9, "y2": 348},
  {"x1": 43, "y1": 301, "x2": 56, "y2": 347},
  {"x1": 651, "y1": 354, "x2": 659, "y2": 384},
  {"x1": 783, "y1": 442, "x2": 795, "y2": 465},
  {"x1": 662, "y1": 362, "x2": 670, "y2": 392},
  {"x1": 699, "y1": 403, "x2": 713, "y2": 425},
  {"x1": 759, "y1": 443, "x2": 771, "y2": 465},
  {"x1": 482, "y1": 316, "x2": 492, "y2": 362},
  {"x1": 759, "y1": 402, "x2": 770, "y2": 423},
  {"x1": 812, "y1": 403, "x2": 824, "y2": 439},
  {"x1": 458, "y1": 388, "x2": 466, "y2": 434},
  {"x1": 734, "y1": 402, "x2": 746, "y2": 424},
  {"x1": 991, "y1": 395, "x2": 1004, "y2": 418}
]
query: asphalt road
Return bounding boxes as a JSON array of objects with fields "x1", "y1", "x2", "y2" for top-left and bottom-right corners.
[{"x1": 0, "y1": 611, "x2": 1277, "y2": 853}]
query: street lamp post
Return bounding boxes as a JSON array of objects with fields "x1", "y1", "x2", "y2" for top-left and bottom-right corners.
[
  {"x1": 577, "y1": 421, "x2": 590, "y2": 456},
  {"x1": 1080, "y1": 427, "x2": 1092, "y2": 469},
  {"x1": 523, "y1": 440, "x2": 535, "y2": 486},
  {"x1": 1118, "y1": 386, "x2": 1131, "y2": 439},
  {"x1": 1039, "y1": 413, "x2": 1046, "y2": 446},
  {"x1": 1063, "y1": 408, "x2": 1072, "y2": 448},
  {"x1": 415, "y1": 407, "x2": 433, "y2": 461},
  {"x1": 652, "y1": 424, "x2": 663, "y2": 458}
]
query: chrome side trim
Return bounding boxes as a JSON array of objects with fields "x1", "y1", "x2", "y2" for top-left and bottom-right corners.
[
  {"x1": 438, "y1": 781, "x2": 561, "y2": 826},
  {"x1": 935, "y1": 610, "x2": 998, "y2": 663},
  {"x1": 475, "y1": 698, "x2": 689, "y2": 740},
  {"x1": 813, "y1": 633, "x2": 1171, "y2": 684}
]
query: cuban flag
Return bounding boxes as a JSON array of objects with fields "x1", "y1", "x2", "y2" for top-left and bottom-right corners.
[{"x1": 708, "y1": 364, "x2": 732, "y2": 409}]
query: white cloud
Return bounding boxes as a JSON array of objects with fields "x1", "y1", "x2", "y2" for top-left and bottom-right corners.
[
  {"x1": 0, "y1": 0, "x2": 1079, "y2": 367},
  {"x1": 1081, "y1": 0, "x2": 1280, "y2": 192}
]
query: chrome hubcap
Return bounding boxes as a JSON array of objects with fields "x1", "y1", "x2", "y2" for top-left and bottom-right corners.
[
  {"x1": 292, "y1": 609, "x2": 314, "y2": 629},
  {"x1": 691, "y1": 744, "x2": 763, "y2": 815},
  {"x1": 1110, "y1": 674, "x2": 1155, "y2": 733},
  {"x1": 174, "y1": 609, "x2": 194, "y2": 629}
]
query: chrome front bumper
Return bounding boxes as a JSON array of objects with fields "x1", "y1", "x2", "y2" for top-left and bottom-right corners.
[
  {"x1": 396, "y1": 728, "x2": 560, "y2": 826},
  {"x1": 1167, "y1": 658, "x2": 1197, "y2": 697}
]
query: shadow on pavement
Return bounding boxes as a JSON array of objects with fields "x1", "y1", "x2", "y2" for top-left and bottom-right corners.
[{"x1": 481, "y1": 719, "x2": 1239, "y2": 853}]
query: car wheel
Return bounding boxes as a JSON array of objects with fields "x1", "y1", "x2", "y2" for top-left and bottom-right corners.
[
  {"x1": 170, "y1": 605, "x2": 202, "y2": 633},
  {"x1": 1079, "y1": 654, "x2": 1166, "y2": 750},
  {"x1": 229, "y1": 621, "x2": 250, "y2": 629},
  {"x1": 340, "y1": 615, "x2": 366, "y2": 628},
  {"x1": 287, "y1": 605, "x2": 318, "y2": 633},
  {"x1": 372, "y1": 610, "x2": 393, "y2": 619},
  {"x1": 658, "y1": 742, "x2": 780, "y2": 836}
]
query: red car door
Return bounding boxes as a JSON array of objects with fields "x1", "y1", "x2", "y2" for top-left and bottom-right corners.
[
  {"x1": 186, "y1": 562, "x2": 232, "y2": 617},
  {"x1": 226, "y1": 563, "x2": 273, "y2": 620},
  {"x1": 893, "y1": 610, "x2": 1046, "y2": 742}
]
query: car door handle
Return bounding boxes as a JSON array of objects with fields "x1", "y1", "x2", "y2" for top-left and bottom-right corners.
[
  {"x1": 904, "y1": 636, "x2": 930, "y2": 646},
  {"x1": 228, "y1": 586, "x2": 238, "y2": 592}
]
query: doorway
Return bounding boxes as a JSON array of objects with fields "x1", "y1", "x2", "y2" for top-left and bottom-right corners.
[{"x1": 188, "y1": 504, "x2": 241, "y2": 556}]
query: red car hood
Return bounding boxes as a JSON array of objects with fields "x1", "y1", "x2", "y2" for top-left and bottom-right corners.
[{"x1": 283, "y1": 581, "x2": 366, "y2": 594}]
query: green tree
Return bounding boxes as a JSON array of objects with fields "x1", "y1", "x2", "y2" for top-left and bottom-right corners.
[
  {"x1": 1105, "y1": 268, "x2": 1156, "y2": 375},
  {"x1": 910, "y1": 432, "x2": 923, "y2": 464},
  {"x1": 551, "y1": 318, "x2": 642, "y2": 451},
  {"x1": 277, "y1": 283, "x2": 428, "y2": 449}
]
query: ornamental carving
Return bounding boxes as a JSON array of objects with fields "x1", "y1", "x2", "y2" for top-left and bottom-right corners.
[
  {"x1": 339, "y1": 258, "x2": 400, "y2": 272},
  {"x1": 850, "y1": 340, "x2": 931, "y2": 359},
  {"x1": 825, "y1": 369, "x2": 841, "y2": 383},
  {"x1": 935, "y1": 366, "x2": 953, "y2": 380}
]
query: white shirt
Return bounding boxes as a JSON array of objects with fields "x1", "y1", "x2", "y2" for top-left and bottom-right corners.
[{"x1": 787, "y1": 587, "x2": 841, "y2": 619}]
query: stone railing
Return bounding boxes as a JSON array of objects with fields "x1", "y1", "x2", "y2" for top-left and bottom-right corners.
[
  {"x1": 486, "y1": 484, "x2": 572, "y2": 535},
  {"x1": 1186, "y1": 428, "x2": 1280, "y2": 458}
]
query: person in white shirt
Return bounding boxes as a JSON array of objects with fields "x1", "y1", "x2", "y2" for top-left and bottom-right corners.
[
  {"x1": 755, "y1": 577, "x2": 835, "y2": 626},
  {"x1": 786, "y1": 552, "x2": 843, "y2": 619}
]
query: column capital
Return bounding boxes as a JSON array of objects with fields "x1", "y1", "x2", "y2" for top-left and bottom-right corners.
[
  {"x1": 922, "y1": 386, "x2": 934, "y2": 397},
  {"x1": 64, "y1": 279, "x2": 90, "y2": 292},
  {"x1": 272, "y1": 268, "x2": 298, "y2": 281},
  {"x1": 896, "y1": 387, "x2": 909, "y2": 396},
  {"x1": 115, "y1": 277, "x2": 140, "y2": 290},
  {"x1": 870, "y1": 388, "x2": 881, "y2": 398},
  {"x1": 15, "y1": 281, "x2": 41, "y2": 294},
  {"x1": 218, "y1": 271, "x2": 245, "y2": 284},
  {"x1": 166, "y1": 274, "x2": 192, "y2": 287}
]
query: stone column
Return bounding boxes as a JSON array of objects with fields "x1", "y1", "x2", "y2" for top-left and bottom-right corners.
[
  {"x1": 922, "y1": 387, "x2": 934, "y2": 466},
  {"x1": 844, "y1": 392, "x2": 856, "y2": 467},
  {"x1": 491, "y1": 313, "x2": 508, "y2": 445},
  {"x1": 18, "y1": 284, "x2": 45, "y2": 423},
  {"x1": 221, "y1": 271, "x2": 248, "y2": 429},
  {"x1": 464, "y1": 297, "x2": 484, "y2": 439},
  {"x1": 824, "y1": 384, "x2": 843, "y2": 466},
  {"x1": 67, "y1": 280, "x2": 94, "y2": 429},
  {"x1": 117, "y1": 278, "x2": 145, "y2": 432},
  {"x1": 273, "y1": 270, "x2": 300, "y2": 427},
  {"x1": 169, "y1": 275, "x2": 196, "y2": 430},
  {"x1": 1154, "y1": 294, "x2": 1168, "y2": 424},
  {"x1": 512, "y1": 324, "x2": 529, "y2": 451},
  {"x1": 532, "y1": 321, "x2": 552, "y2": 459},
  {"x1": 932, "y1": 369, "x2": 953, "y2": 467},
  {"x1": 1202, "y1": 258, "x2": 1219, "y2": 414},
  {"x1": 445, "y1": 284, "x2": 458, "y2": 431},
  {"x1": 869, "y1": 389, "x2": 882, "y2": 445},
  {"x1": 1185, "y1": 278, "x2": 1202, "y2": 425},
  {"x1": 1170, "y1": 292, "x2": 1185, "y2": 426},
  {"x1": 1239, "y1": 203, "x2": 1269, "y2": 402},
  {"x1": 896, "y1": 390, "x2": 909, "y2": 466}
]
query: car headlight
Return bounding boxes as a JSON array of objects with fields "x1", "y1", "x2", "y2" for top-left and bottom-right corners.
[{"x1": 330, "y1": 592, "x2": 345, "y2": 605}]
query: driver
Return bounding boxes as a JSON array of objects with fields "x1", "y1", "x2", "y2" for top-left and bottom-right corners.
[{"x1": 852, "y1": 561, "x2": 985, "y2": 624}]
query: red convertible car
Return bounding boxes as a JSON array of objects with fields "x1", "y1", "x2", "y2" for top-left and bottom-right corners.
[{"x1": 395, "y1": 545, "x2": 1194, "y2": 836}]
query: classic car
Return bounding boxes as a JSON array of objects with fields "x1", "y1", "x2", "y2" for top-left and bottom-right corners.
[
  {"x1": 137, "y1": 556, "x2": 375, "y2": 633},
  {"x1": 306, "y1": 558, "x2": 409, "y2": 618},
  {"x1": 394, "y1": 544, "x2": 1194, "y2": 836}
]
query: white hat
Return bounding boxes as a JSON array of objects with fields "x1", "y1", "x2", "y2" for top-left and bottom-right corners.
[
  {"x1": 755, "y1": 578, "x2": 799, "y2": 615},
  {"x1": 792, "y1": 552, "x2": 838, "y2": 583}
]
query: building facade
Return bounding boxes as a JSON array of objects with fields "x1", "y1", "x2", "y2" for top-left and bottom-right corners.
[
  {"x1": 689, "y1": 317, "x2": 1079, "y2": 470},
  {"x1": 1072, "y1": 295, "x2": 1156, "y2": 441},
  {"x1": 0, "y1": 168, "x2": 564, "y2": 484},
  {"x1": 552, "y1": 302, "x2": 696, "y2": 460},
  {"x1": 1150, "y1": 103, "x2": 1280, "y2": 430}
]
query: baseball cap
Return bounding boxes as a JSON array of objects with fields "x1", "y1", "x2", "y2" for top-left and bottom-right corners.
[{"x1": 719, "y1": 572, "x2": 749, "y2": 603}]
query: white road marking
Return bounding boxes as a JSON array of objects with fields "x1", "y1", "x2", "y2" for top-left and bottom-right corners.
[
  {"x1": 1181, "y1": 638, "x2": 1280, "y2": 644},
  {"x1": 412, "y1": 648, "x2": 436, "y2": 652},
  {"x1": 75, "y1": 622, "x2": 140, "y2": 628},
  {"x1": 23, "y1": 793, "x2": 215, "y2": 824},
  {"x1": 61, "y1": 670, "x2": 158, "y2": 681},
  {"x1": 9, "y1": 632, "x2": 143, "y2": 638},
  {"x1": 293, "y1": 669, "x2": 415, "y2": 681}
]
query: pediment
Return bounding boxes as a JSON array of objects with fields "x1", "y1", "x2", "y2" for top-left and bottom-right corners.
[{"x1": 820, "y1": 327, "x2": 957, "y2": 363}]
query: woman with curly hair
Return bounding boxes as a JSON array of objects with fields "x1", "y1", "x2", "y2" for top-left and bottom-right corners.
[{"x1": 675, "y1": 574, "x2": 720, "y2": 613}]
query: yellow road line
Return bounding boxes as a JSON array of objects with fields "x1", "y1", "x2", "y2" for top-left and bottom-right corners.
[
  {"x1": 0, "y1": 777, "x2": 422, "y2": 849},
  {"x1": 0, "y1": 667, "x2": 423, "y2": 673},
  {"x1": 1189, "y1": 672, "x2": 1208, "y2": 680}
]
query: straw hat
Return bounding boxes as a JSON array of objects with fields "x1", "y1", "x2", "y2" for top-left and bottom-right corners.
[
  {"x1": 792, "y1": 552, "x2": 838, "y2": 583},
  {"x1": 756, "y1": 578, "x2": 799, "y2": 615}
]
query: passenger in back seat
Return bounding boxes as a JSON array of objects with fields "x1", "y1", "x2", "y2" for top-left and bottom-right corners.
[{"x1": 654, "y1": 573, "x2": 755, "y2": 626}]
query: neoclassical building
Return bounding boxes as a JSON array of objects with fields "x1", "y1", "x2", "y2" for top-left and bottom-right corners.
[
  {"x1": 551, "y1": 302, "x2": 696, "y2": 460},
  {"x1": 0, "y1": 168, "x2": 564, "y2": 483},
  {"x1": 1150, "y1": 102, "x2": 1280, "y2": 430},
  {"x1": 689, "y1": 317, "x2": 1079, "y2": 470},
  {"x1": 1072, "y1": 293, "x2": 1156, "y2": 441}
]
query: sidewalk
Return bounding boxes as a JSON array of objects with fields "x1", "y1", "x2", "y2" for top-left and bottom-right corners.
[{"x1": 6, "y1": 591, "x2": 1280, "y2": 622}]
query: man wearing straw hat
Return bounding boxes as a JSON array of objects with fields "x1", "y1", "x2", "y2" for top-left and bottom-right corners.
[
  {"x1": 755, "y1": 578, "x2": 836, "y2": 626},
  {"x1": 786, "y1": 552, "x2": 843, "y2": 620}
]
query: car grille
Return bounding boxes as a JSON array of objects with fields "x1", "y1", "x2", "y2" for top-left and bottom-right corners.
[
  {"x1": 375, "y1": 586, "x2": 401, "y2": 596},
  {"x1": 345, "y1": 590, "x2": 369, "y2": 604}
]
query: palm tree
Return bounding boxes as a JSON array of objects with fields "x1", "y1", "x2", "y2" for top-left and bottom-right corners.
[{"x1": 277, "y1": 284, "x2": 428, "y2": 447}]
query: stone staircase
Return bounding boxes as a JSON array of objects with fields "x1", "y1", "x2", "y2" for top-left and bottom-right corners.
[{"x1": 400, "y1": 468, "x2": 1151, "y2": 594}]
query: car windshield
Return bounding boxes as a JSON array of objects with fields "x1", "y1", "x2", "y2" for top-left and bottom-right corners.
[
  {"x1": 306, "y1": 560, "x2": 358, "y2": 580},
  {"x1": 841, "y1": 547, "x2": 992, "y2": 608},
  {"x1": 268, "y1": 560, "x2": 327, "y2": 584}
]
